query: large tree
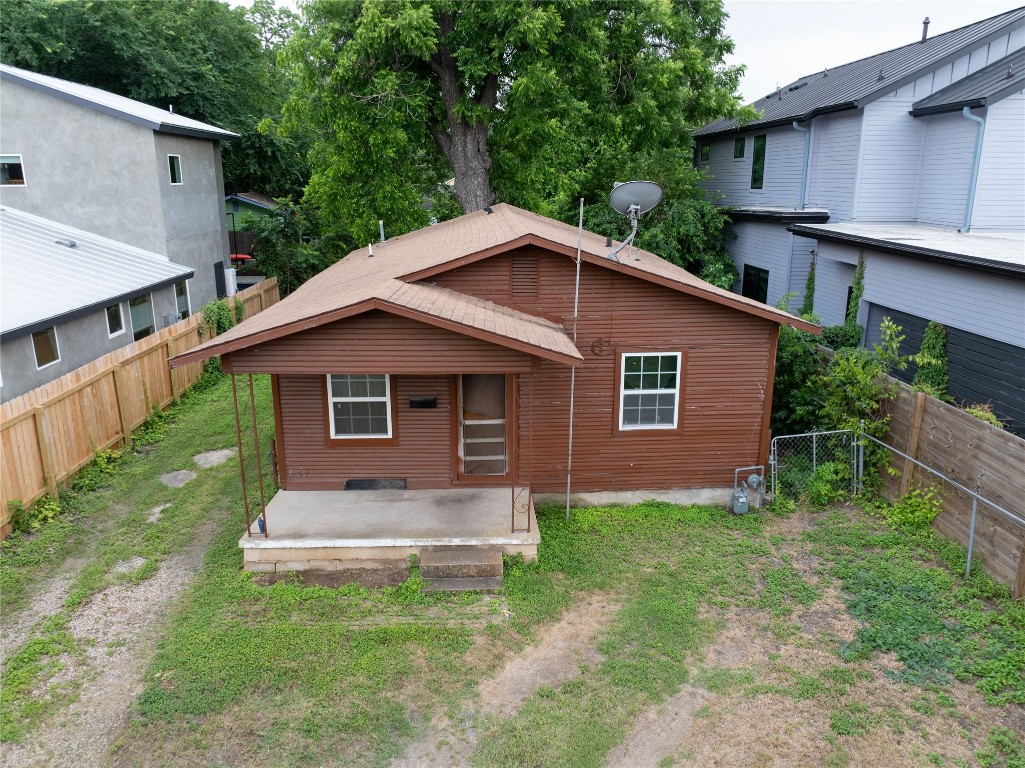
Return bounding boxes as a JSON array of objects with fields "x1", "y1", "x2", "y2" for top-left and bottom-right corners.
[
  {"x1": 284, "y1": 0, "x2": 751, "y2": 281},
  {"x1": 0, "y1": 0, "x2": 307, "y2": 199}
]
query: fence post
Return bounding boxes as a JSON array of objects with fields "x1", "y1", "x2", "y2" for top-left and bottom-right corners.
[
  {"x1": 858, "y1": 420, "x2": 865, "y2": 494},
  {"x1": 112, "y1": 364, "x2": 132, "y2": 443},
  {"x1": 1015, "y1": 536, "x2": 1025, "y2": 601},
  {"x1": 965, "y1": 497, "x2": 978, "y2": 578},
  {"x1": 33, "y1": 407, "x2": 59, "y2": 500},
  {"x1": 899, "y1": 391, "x2": 927, "y2": 497},
  {"x1": 166, "y1": 340, "x2": 180, "y2": 401}
]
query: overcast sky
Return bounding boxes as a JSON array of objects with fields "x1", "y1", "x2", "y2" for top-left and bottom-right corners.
[{"x1": 724, "y1": 1, "x2": 1024, "y2": 103}]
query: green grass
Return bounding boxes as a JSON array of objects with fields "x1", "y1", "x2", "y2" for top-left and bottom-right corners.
[
  {"x1": 805, "y1": 511, "x2": 1025, "y2": 705},
  {"x1": 1, "y1": 373, "x2": 275, "y2": 742}
]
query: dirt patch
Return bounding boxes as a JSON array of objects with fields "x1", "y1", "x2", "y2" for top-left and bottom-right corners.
[
  {"x1": 1, "y1": 524, "x2": 216, "y2": 768},
  {"x1": 390, "y1": 593, "x2": 621, "y2": 768},
  {"x1": 477, "y1": 592, "x2": 619, "y2": 717},
  {"x1": 111, "y1": 556, "x2": 147, "y2": 575},
  {"x1": 606, "y1": 686, "x2": 708, "y2": 768},
  {"x1": 146, "y1": 504, "x2": 171, "y2": 523},
  {"x1": 1, "y1": 571, "x2": 77, "y2": 661}
]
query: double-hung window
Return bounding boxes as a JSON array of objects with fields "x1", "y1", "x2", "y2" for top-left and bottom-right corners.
[
  {"x1": 106, "y1": 303, "x2": 125, "y2": 337},
  {"x1": 328, "y1": 374, "x2": 392, "y2": 438},
  {"x1": 129, "y1": 294, "x2": 154, "y2": 340},
  {"x1": 620, "y1": 352, "x2": 681, "y2": 430}
]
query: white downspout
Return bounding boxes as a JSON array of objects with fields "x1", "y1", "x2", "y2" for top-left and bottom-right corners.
[
  {"x1": 792, "y1": 121, "x2": 811, "y2": 211},
  {"x1": 960, "y1": 106, "x2": 986, "y2": 233}
]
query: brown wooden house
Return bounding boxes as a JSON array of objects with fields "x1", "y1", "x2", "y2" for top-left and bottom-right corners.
[{"x1": 172, "y1": 204, "x2": 818, "y2": 574}]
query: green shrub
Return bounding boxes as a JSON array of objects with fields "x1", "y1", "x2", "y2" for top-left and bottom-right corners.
[
  {"x1": 913, "y1": 321, "x2": 949, "y2": 400},
  {"x1": 821, "y1": 323, "x2": 863, "y2": 351},
  {"x1": 805, "y1": 462, "x2": 849, "y2": 509},
  {"x1": 875, "y1": 487, "x2": 942, "y2": 531},
  {"x1": 9, "y1": 496, "x2": 63, "y2": 533},
  {"x1": 200, "y1": 299, "x2": 235, "y2": 337},
  {"x1": 963, "y1": 403, "x2": 1003, "y2": 429},
  {"x1": 800, "y1": 257, "x2": 815, "y2": 316}
]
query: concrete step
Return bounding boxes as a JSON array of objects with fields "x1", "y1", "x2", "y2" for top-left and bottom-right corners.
[
  {"x1": 420, "y1": 546, "x2": 503, "y2": 579},
  {"x1": 422, "y1": 576, "x2": 504, "y2": 593}
]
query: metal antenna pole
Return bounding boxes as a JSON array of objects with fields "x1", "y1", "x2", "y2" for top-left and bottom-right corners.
[{"x1": 566, "y1": 197, "x2": 584, "y2": 520}]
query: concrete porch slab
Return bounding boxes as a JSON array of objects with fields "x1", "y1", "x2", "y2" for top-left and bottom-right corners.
[{"x1": 240, "y1": 488, "x2": 538, "y2": 573}]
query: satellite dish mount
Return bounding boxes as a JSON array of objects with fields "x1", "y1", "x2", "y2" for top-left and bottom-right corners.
[{"x1": 607, "y1": 181, "x2": 663, "y2": 262}]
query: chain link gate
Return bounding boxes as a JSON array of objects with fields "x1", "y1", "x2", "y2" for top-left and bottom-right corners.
[{"x1": 770, "y1": 429, "x2": 859, "y2": 500}]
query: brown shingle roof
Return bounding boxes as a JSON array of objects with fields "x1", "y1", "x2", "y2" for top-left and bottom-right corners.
[{"x1": 171, "y1": 203, "x2": 818, "y2": 367}]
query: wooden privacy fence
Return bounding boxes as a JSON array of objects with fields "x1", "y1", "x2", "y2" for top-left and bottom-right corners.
[
  {"x1": 881, "y1": 380, "x2": 1025, "y2": 598},
  {"x1": 0, "y1": 278, "x2": 279, "y2": 536}
]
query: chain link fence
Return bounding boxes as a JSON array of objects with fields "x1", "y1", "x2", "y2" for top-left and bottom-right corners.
[{"x1": 770, "y1": 429, "x2": 858, "y2": 502}]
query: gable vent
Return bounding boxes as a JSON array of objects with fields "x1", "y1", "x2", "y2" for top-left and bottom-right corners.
[{"x1": 511, "y1": 254, "x2": 539, "y2": 300}]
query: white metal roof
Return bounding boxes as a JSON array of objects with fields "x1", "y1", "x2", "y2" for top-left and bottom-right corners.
[
  {"x1": 0, "y1": 64, "x2": 237, "y2": 141},
  {"x1": 789, "y1": 222, "x2": 1025, "y2": 274},
  {"x1": 0, "y1": 207, "x2": 193, "y2": 338}
]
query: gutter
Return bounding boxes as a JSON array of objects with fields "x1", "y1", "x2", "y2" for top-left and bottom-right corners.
[
  {"x1": 960, "y1": 106, "x2": 986, "y2": 233},
  {"x1": 791, "y1": 121, "x2": 811, "y2": 210}
]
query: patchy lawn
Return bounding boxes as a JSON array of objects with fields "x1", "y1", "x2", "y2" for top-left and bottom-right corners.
[{"x1": 2, "y1": 374, "x2": 1023, "y2": 767}]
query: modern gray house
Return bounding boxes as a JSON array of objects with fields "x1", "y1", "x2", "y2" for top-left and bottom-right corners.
[
  {"x1": 0, "y1": 63, "x2": 238, "y2": 314},
  {"x1": 695, "y1": 8, "x2": 1025, "y2": 434},
  {"x1": 0, "y1": 207, "x2": 194, "y2": 401}
]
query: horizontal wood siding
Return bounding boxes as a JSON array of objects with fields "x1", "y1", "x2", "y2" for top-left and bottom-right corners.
[
  {"x1": 855, "y1": 95, "x2": 926, "y2": 221},
  {"x1": 861, "y1": 249, "x2": 1025, "y2": 348},
  {"x1": 698, "y1": 126, "x2": 804, "y2": 208},
  {"x1": 435, "y1": 247, "x2": 776, "y2": 492},
  {"x1": 915, "y1": 112, "x2": 975, "y2": 228},
  {"x1": 724, "y1": 221, "x2": 793, "y2": 307},
  {"x1": 806, "y1": 110, "x2": 862, "y2": 221},
  {"x1": 225, "y1": 310, "x2": 535, "y2": 374},
  {"x1": 972, "y1": 91, "x2": 1025, "y2": 231},
  {"x1": 278, "y1": 374, "x2": 452, "y2": 490},
  {"x1": 946, "y1": 327, "x2": 1025, "y2": 437}
]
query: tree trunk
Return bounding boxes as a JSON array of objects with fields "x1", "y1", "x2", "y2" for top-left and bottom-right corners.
[{"x1": 446, "y1": 121, "x2": 495, "y2": 213}]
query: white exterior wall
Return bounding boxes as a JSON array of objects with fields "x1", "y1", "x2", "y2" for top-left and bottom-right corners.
[
  {"x1": 724, "y1": 221, "x2": 793, "y2": 306},
  {"x1": 698, "y1": 126, "x2": 804, "y2": 208},
  {"x1": 971, "y1": 91, "x2": 1025, "y2": 231},
  {"x1": 864, "y1": 250, "x2": 1025, "y2": 347},
  {"x1": 915, "y1": 112, "x2": 977, "y2": 228},
  {"x1": 805, "y1": 110, "x2": 862, "y2": 220},
  {"x1": 788, "y1": 235, "x2": 818, "y2": 312},
  {"x1": 812, "y1": 241, "x2": 859, "y2": 327}
]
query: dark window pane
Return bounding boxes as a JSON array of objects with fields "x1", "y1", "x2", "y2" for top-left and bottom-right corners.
[
  {"x1": 624, "y1": 373, "x2": 641, "y2": 390},
  {"x1": 367, "y1": 376, "x2": 387, "y2": 397},
  {"x1": 661, "y1": 355, "x2": 677, "y2": 373},
  {"x1": 699, "y1": 143, "x2": 710, "y2": 162},
  {"x1": 106, "y1": 304, "x2": 123, "y2": 334},
  {"x1": 742, "y1": 265, "x2": 770, "y2": 304},
  {"x1": 1, "y1": 155, "x2": 25, "y2": 185},
  {"x1": 659, "y1": 372, "x2": 677, "y2": 389},
  {"x1": 751, "y1": 134, "x2": 766, "y2": 189},
  {"x1": 657, "y1": 406, "x2": 675, "y2": 424},
  {"x1": 32, "y1": 327, "x2": 58, "y2": 367},
  {"x1": 640, "y1": 373, "x2": 660, "y2": 389},
  {"x1": 642, "y1": 356, "x2": 660, "y2": 372},
  {"x1": 734, "y1": 138, "x2": 745, "y2": 158},
  {"x1": 625, "y1": 356, "x2": 642, "y2": 373}
]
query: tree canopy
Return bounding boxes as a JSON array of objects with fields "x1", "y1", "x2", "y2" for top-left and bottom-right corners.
[
  {"x1": 283, "y1": 0, "x2": 752, "y2": 283},
  {"x1": 0, "y1": 0, "x2": 308, "y2": 198}
]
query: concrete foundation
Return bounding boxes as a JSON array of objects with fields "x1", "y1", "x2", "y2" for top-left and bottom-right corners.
[
  {"x1": 536, "y1": 486, "x2": 734, "y2": 508},
  {"x1": 241, "y1": 488, "x2": 538, "y2": 573}
]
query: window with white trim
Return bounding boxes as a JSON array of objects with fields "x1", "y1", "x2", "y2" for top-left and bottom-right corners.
[
  {"x1": 327, "y1": 374, "x2": 392, "y2": 438},
  {"x1": 168, "y1": 154, "x2": 182, "y2": 185},
  {"x1": 620, "y1": 352, "x2": 681, "y2": 430},
  {"x1": 1, "y1": 154, "x2": 25, "y2": 185},
  {"x1": 32, "y1": 327, "x2": 60, "y2": 369},
  {"x1": 106, "y1": 302, "x2": 125, "y2": 337}
]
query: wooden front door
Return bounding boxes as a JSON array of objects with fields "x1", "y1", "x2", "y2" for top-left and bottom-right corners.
[{"x1": 457, "y1": 374, "x2": 510, "y2": 479}]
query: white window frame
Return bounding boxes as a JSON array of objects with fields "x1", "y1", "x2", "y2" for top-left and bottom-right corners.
[
  {"x1": 619, "y1": 352, "x2": 681, "y2": 431},
  {"x1": 129, "y1": 293, "x2": 155, "y2": 340},
  {"x1": 168, "y1": 154, "x2": 183, "y2": 185},
  {"x1": 1, "y1": 153, "x2": 26, "y2": 186},
  {"x1": 174, "y1": 280, "x2": 191, "y2": 319},
  {"x1": 327, "y1": 374, "x2": 393, "y2": 439},
  {"x1": 32, "y1": 326, "x2": 61, "y2": 370},
  {"x1": 106, "y1": 302, "x2": 126, "y2": 338}
]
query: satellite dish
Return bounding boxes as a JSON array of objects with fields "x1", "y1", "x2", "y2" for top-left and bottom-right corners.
[
  {"x1": 610, "y1": 181, "x2": 663, "y2": 217},
  {"x1": 607, "y1": 181, "x2": 663, "y2": 262}
]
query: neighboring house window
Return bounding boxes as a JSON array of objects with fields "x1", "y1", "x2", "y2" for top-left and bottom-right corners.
[
  {"x1": 327, "y1": 374, "x2": 392, "y2": 438},
  {"x1": 742, "y1": 265, "x2": 769, "y2": 304},
  {"x1": 32, "y1": 327, "x2": 60, "y2": 369},
  {"x1": 129, "y1": 294, "x2": 155, "y2": 341},
  {"x1": 699, "y1": 143, "x2": 710, "y2": 162},
  {"x1": 620, "y1": 352, "x2": 681, "y2": 430},
  {"x1": 734, "y1": 138, "x2": 745, "y2": 158},
  {"x1": 750, "y1": 135, "x2": 766, "y2": 189},
  {"x1": 106, "y1": 303, "x2": 125, "y2": 337},
  {"x1": 168, "y1": 155, "x2": 182, "y2": 185},
  {"x1": 1, "y1": 154, "x2": 25, "y2": 185},
  {"x1": 175, "y1": 281, "x2": 191, "y2": 319}
]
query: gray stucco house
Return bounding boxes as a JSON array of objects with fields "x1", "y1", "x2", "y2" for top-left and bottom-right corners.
[
  {"x1": 0, "y1": 63, "x2": 238, "y2": 316},
  {"x1": 0, "y1": 207, "x2": 194, "y2": 401},
  {"x1": 694, "y1": 8, "x2": 1025, "y2": 434}
]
